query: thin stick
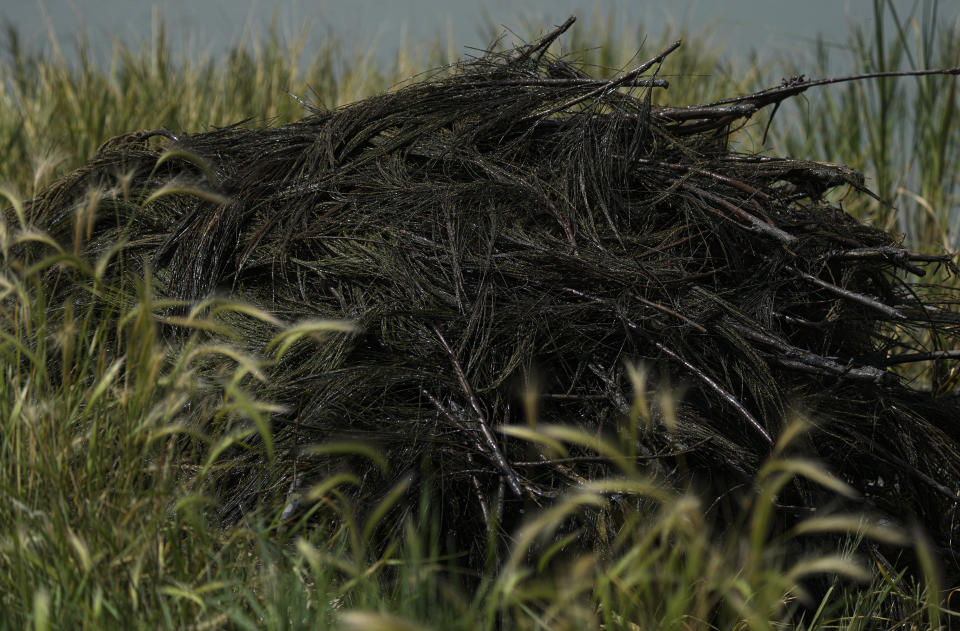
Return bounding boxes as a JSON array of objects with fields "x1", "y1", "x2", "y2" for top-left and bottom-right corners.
[
  {"x1": 654, "y1": 102, "x2": 759, "y2": 122},
  {"x1": 790, "y1": 267, "x2": 905, "y2": 320},
  {"x1": 512, "y1": 15, "x2": 577, "y2": 64},
  {"x1": 466, "y1": 453, "x2": 491, "y2": 528},
  {"x1": 421, "y1": 387, "x2": 490, "y2": 458},
  {"x1": 708, "y1": 67, "x2": 960, "y2": 108},
  {"x1": 524, "y1": 40, "x2": 682, "y2": 121},
  {"x1": 729, "y1": 321, "x2": 893, "y2": 384},
  {"x1": 473, "y1": 77, "x2": 669, "y2": 88},
  {"x1": 882, "y1": 350, "x2": 960, "y2": 366},
  {"x1": 634, "y1": 157, "x2": 773, "y2": 221},
  {"x1": 633, "y1": 294, "x2": 707, "y2": 333},
  {"x1": 652, "y1": 340, "x2": 773, "y2": 445},
  {"x1": 647, "y1": 67, "x2": 960, "y2": 133},
  {"x1": 432, "y1": 325, "x2": 523, "y2": 496},
  {"x1": 823, "y1": 246, "x2": 956, "y2": 277},
  {"x1": 635, "y1": 157, "x2": 773, "y2": 201},
  {"x1": 678, "y1": 181, "x2": 796, "y2": 244}
]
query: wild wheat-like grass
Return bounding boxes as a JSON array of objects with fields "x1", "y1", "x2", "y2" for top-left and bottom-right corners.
[{"x1": 2, "y1": 4, "x2": 958, "y2": 629}]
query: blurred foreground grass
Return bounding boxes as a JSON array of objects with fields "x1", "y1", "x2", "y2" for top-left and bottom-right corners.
[{"x1": 1, "y1": 4, "x2": 959, "y2": 629}]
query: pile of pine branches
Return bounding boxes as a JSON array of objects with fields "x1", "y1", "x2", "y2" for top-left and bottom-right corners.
[{"x1": 18, "y1": 18, "x2": 960, "y2": 571}]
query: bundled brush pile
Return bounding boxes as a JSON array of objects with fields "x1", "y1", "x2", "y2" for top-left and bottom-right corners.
[{"x1": 16, "y1": 19, "x2": 960, "y2": 570}]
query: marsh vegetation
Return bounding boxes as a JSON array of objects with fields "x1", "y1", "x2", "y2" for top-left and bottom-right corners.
[{"x1": 1, "y1": 3, "x2": 959, "y2": 629}]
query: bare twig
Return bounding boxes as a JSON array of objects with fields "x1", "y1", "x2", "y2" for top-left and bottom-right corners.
[
  {"x1": 634, "y1": 157, "x2": 773, "y2": 201},
  {"x1": 524, "y1": 40, "x2": 682, "y2": 121},
  {"x1": 420, "y1": 387, "x2": 490, "y2": 457},
  {"x1": 654, "y1": 102, "x2": 759, "y2": 122},
  {"x1": 473, "y1": 77, "x2": 669, "y2": 88},
  {"x1": 466, "y1": 453, "x2": 491, "y2": 527},
  {"x1": 882, "y1": 350, "x2": 960, "y2": 366},
  {"x1": 728, "y1": 321, "x2": 894, "y2": 384},
  {"x1": 678, "y1": 181, "x2": 796, "y2": 244},
  {"x1": 634, "y1": 294, "x2": 707, "y2": 333},
  {"x1": 512, "y1": 15, "x2": 577, "y2": 64},
  {"x1": 823, "y1": 246, "x2": 956, "y2": 277},
  {"x1": 708, "y1": 67, "x2": 960, "y2": 108},
  {"x1": 634, "y1": 157, "x2": 774, "y2": 221},
  {"x1": 432, "y1": 325, "x2": 523, "y2": 496},
  {"x1": 647, "y1": 67, "x2": 960, "y2": 136},
  {"x1": 652, "y1": 340, "x2": 772, "y2": 445},
  {"x1": 790, "y1": 267, "x2": 905, "y2": 320}
]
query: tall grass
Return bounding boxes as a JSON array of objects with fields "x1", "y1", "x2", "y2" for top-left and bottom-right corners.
[
  {"x1": 771, "y1": 1, "x2": 960, "y2": 252},
  {"x1": 0, "y1": 17, "x2": 454, "y2": 200},
  {"x1": 1, "y1": 4, "x2": 958, "y2": 629}
]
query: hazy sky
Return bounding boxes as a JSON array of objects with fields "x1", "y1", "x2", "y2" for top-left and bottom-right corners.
[{"x1": 3, "y1": 0, "x2": 956, "y2": 71}]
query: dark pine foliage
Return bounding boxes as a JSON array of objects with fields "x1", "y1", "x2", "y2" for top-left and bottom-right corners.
[{"x1": 17, "y1": 20, "x2": 960, "y2": 574}]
